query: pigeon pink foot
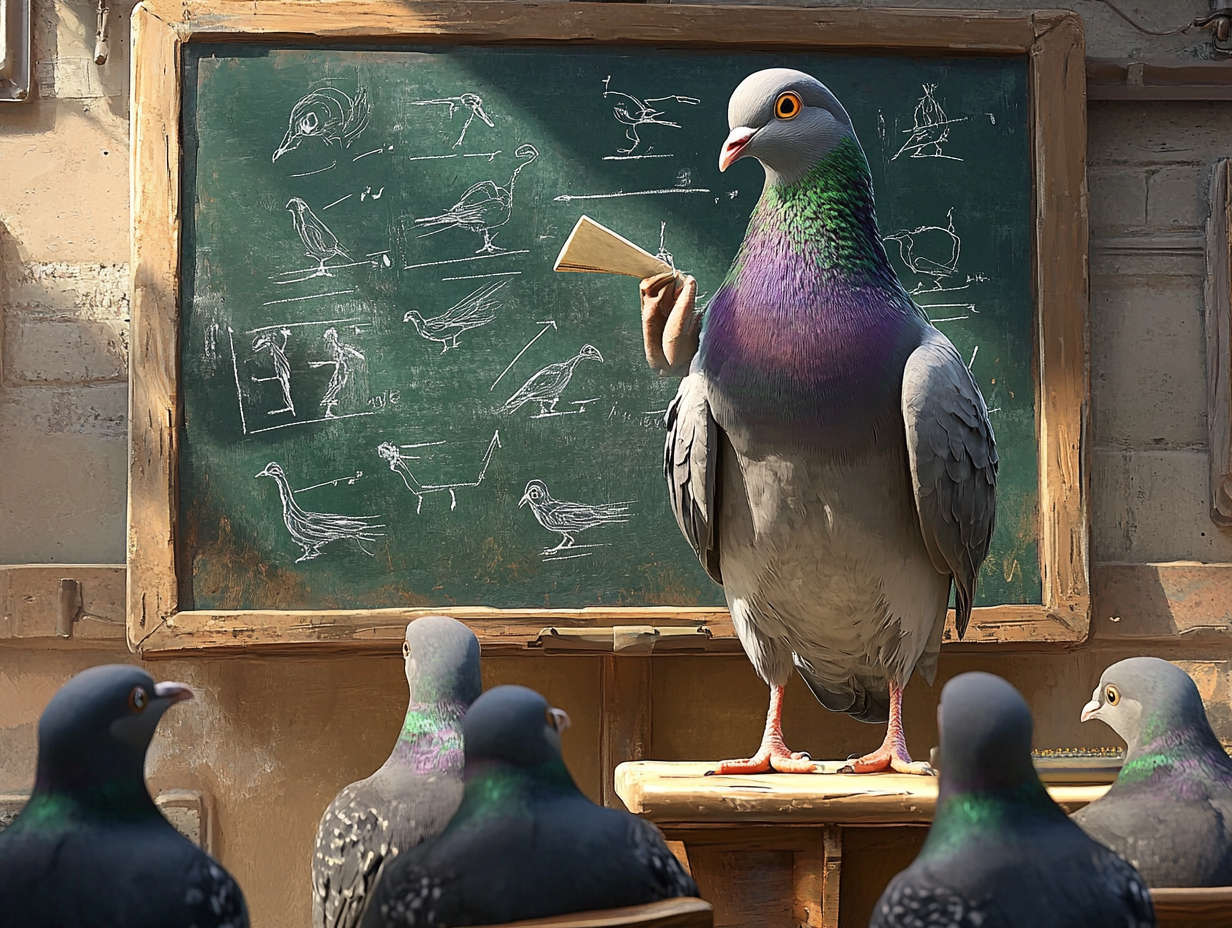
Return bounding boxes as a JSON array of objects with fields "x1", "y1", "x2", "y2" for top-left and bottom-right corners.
[
  {"x1": 708, "y1": 684, "x2": 819, "y2": 775},
  {"x1": 845, "y1": 680, "x2": 934, "y2": 776}
]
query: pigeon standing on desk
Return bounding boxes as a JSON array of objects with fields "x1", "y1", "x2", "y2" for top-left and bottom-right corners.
[
  {"x1": 645, "y1": 68, "x2": 997, "y2": 774},
  {"x1": 870, "y1": 673, "x2": 1156, "y2": 928},
  {"x1": 361, "y1": 685, "x2": 696, "y2": 928},
  {"x1": 1072, "y1": 657, "x2": 1232, "y2": 887},
  {"x1": 312, "y1": 616, "x2": 482, "y2": 928},
  {"x1": 0, "y1": 665, "x2": 249, "y2": 928}
]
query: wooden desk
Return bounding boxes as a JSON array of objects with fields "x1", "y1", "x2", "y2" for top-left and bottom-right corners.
[{"x1": 615, "y1": 762, "x2": 1109, "y2": 928}]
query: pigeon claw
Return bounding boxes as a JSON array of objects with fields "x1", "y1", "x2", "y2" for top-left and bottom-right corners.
[
  {"x1": 842, "y1": 744, "x2": 934, "y2": 776},
  {"x1": 707, "y1": 745, "x2": 818, "y2": 776}
]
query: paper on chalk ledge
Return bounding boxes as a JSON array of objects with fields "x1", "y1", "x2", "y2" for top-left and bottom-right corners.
[{"x1": 553, "y1": 215, "x2": 677, "y2": 280}]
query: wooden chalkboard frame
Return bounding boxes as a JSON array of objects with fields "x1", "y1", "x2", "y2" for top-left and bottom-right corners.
[{"x1": 128, "y1": 0, "x2": 1089, "y2": 656}]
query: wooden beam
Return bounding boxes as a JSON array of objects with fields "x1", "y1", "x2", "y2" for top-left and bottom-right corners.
[
  {"x1": 1088, "y1": 59, "x2": 1232, "y2": 101},
  {"x1": 600, "y1": 655, "x2": 653, "y2": 810}
]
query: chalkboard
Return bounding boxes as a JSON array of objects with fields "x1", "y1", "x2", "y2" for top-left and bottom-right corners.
[{"x1": 177, "y1": 43, "x2": 1039, "y2": 612}]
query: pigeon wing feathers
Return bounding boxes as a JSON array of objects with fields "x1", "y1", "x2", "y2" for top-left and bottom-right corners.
[
  {"x1": 312, "y1": 784, "x2": 393, "y2": 928},
  {"x1": 624, "y1": 817, "x2": 698, "y2": 900},
  {"x1": 664, "y1": 375, "x2": 721, "y2": 585},
  {"x1": 870, "y1": 876, "x2": 986, "y2": 928},
  {"x1": 901, "y1": 332, "x2": 998, "y2": 638}
]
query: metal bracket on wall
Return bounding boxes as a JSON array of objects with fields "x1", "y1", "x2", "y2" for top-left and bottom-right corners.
[
  {"x1": 0, "y1": 0, "x2": 31, "y2": 103},
  {"x1": 535, "y1": 625, "x2": 712, "y2": 655}
]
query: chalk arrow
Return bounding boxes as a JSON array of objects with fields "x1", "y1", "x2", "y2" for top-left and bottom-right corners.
[{"x1": 490, "y1": 321, "x2": 557, "y2": 391}]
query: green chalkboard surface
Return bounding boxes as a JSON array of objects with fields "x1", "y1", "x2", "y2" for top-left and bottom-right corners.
[{"x1": 179, "y1": 44, "x2": 1037, "y2": 612}]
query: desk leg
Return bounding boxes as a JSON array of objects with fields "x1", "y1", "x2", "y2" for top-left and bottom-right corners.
[
  {"x1": 600, "y1": 655, "x2": 652, "y2": 809},
  {"x1": 793, "y1": 826, "x2": 842, "y2": 928}
]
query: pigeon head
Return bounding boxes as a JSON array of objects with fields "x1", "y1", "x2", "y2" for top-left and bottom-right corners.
[
  {"x1": 1082, "y1": 657, "x2": 1217, "y2": 754},
  {"x1": 937, "y1": 672, "x2": 1038, "y2": 795},
  {"x1": 519, "y1": 480, "x2": 550, "y2": 509},
  {"x1": 720, "y1": 68, "x2": 857, "y2": 186},
  {"x1": 35, "y1": 664, "x2": 193, "y2": 795},
  {"x1": 402, "y1": 615, "x2": 482, "y2": 707},
  {"x1": 463, "y1": 685, "x2": 571, "y2": 769}
]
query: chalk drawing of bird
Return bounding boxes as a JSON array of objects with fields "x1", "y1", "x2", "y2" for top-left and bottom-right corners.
[
  {"x1": 884, "y1": 208, "x2": 961, "y2": 292},
  {"x1": 410, "y1": 92, "x2": 495, "y2": 148},
  {"x1": 892, "y1": 84, "x2": 961, "y2": 161},
  {"x1": 519, "y1": 480, "x2": 632, "y2": 555},
  {"x1": 256, "y1": 462, "x2": 383, "y2": 562},
  {"x1": 251, "y1": 327, "x2": 296, "y2": 415},
  {"x1": 403, "y1": 281, "x2": 505, "y2": 353},
  {"x1": 272, "y1": 85, "x2": 370, "y2": 162},
  {"x1": 414, "y1": 144, "x2": 539, "y2": 254},
  {"x1": 602, "y1": 78, "x2": 699, "y2": 155},
  {"x1": 286, "y1": 197, "x2": 349, "y2": 277},
  {"x1": 500, "y1": 344, "x2": 603, "y2": 417}
]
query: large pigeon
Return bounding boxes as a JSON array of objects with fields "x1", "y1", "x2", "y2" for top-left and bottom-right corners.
[
  {"x1": 1072, "y1": 656, "x2": 1232, "y2": 886},
  {"x1": 870, "y1": 672, "x2": 1157, "y2": 928},
  {"x1": 312, "y1": 615, "x2": 482, "y2": 928},
  {"x1": 647, "y1": 67, "x2": 997, "y2": 773},
  {"x1": 0, "y1": 664, "x2": 249, "y2": 928},
  {"x1": 360, "y1": 685, "x2": 697, "y2": 927}
]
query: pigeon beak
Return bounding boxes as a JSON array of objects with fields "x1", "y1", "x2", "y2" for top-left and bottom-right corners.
[
  {"x1": 1080, "y1": 699, "x2": 1101, "y2": 723},
  {"x1": 476, "y1": 103, "x2": 495, "y2": 128},
  {"x1": 549, "y1": 707, "x2": 571, "y2": 734},
  {"x1": 272, "y1": 132, "x2": 297, "y2": 163},
  {"x1": 154, "y1": 681, "x2": 195, "y2": 704},
  {"x1": 719, "y1": 126, "x2": 758, "y2": 173},
  {"x1": 518, "y1": 493, "x2": 531, "y2": 508}
]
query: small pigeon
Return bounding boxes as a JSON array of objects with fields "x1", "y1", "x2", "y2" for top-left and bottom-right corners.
[
  {"x1": 654, "y1": 68, "x2": 997, "y2": 774},
  {"x1": 1072, "y1": 657, "x2": 1232, "y2": 887},
  {"x1": 870, "y1": 672, "x2": 1156, "y2": 928},
  {"x1": 0, "y1": 664, "x2": 249, "y2": 928},
  {"x1": 311, "y1": 616, "x2": 482, "y2": 928},
  {"x1": 361, "y1": 685, "x2": 697, "y2": 928}
]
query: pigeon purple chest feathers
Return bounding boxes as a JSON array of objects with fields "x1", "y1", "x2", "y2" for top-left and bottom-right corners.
[{"x1": 662, "y1": 68, "x2": 998, "y2": 775}]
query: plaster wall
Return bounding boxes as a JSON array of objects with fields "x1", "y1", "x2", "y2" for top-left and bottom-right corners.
[{"x1": 1, "y1": 1, "x2": 1229, "y2": 926}]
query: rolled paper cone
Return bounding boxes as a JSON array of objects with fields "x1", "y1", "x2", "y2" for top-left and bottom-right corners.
[{"x1": 553, "y1": 215, "x2": 679, "y2": 280}]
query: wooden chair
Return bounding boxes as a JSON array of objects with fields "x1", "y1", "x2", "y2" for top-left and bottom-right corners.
[
  {"x1": 484, "y1": 897, "x2": 713, "y2": 928},
  {"x1": 1151, "y1": 886, "x2": 1232, "y2": 927}
]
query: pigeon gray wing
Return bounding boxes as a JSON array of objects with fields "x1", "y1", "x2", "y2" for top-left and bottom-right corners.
[
  {"x1": 664, "y1": 373, "x2": 721, "y2": 585},
  {"x1": 624, "y1": 816, "x2": 698, "y2": 900},
  {"x1": 312, "y1": 782, "x2": 392, "y2": 928},
  {"x1": 901, "y1": 330, "x2": 998, "y2": 637},
  {"x1": 869, "y1": 877, "x2": 986, "y2": 928}
]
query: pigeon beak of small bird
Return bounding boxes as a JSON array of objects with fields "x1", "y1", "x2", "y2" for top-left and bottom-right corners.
[
  {"x1": 154, "y1": 681, "x2": 195, "y2": 704},
  {"x1": 549, "y1": 707, "x2": 571, "y2": 733},
  {"x1": 719, "y1": 126, "x2": 758, "y2": 172},
  {"x1": 518, "y1": 493, "x2": 531, "y2": 508},
  {"x1": 1080, "y1": 698, "x2": 1101, "y2": 723}
]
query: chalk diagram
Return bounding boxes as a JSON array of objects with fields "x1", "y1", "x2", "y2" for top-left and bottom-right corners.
[
  {"x1": 377, "y1": 430, "x2": 502, "y2": 513},
  {"x1": 892, "y1": 84, "x2": 965, "y2": 162},
  {"x1": 256, "y1": 461, "x2": 383, "y2": 562},
  {"x1": 884, "y1": 208, "x2": 987, "y2": 323},
  {"x1": 600, "y1": 77, "x2": 699, "y2": 158},
  {"x1": 273, "y1": 85, "x2": 371, "y2": 163},
  {"x1": 500, "y1": 344, "x2": 604, "y2": 418},
  {"x1": 410, "y1": 93, "x2": 495, "y2": 148},
  {"x1": 519, "y1": 479, "x2": 632, "y2": 559},
  {"x1": 403, "y1": 280, "x2": 506, "y2": 353},
  {"x1": 414, "y1": 144, "x2": 539, "y2": 254},
  {"x1": 231, "y1": 320, "x2": 379, "y2": 435},
  {"x1": 250, "y1": 328, "x2": 296, "y2": 415}
]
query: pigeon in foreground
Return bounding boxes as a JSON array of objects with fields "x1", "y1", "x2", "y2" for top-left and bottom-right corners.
[
  {"x1": 361, "y1": 685, "x2": 697, "y2": 927},
  {"x1": 0, "y1": 664, "x2": 249, "y2": 928},
  {"x1": 649, "y1": 68, "x2": 997, "y2": 774},
  {"x1": 870, "y1": 672, "x2": 1156, "y2": 928},
  {"x1": 1072, "y1": 657, "x2": 1232, "y2": 887},
  {"x1": 312, "y1": 616, "x2": 482, "y2": 928}
]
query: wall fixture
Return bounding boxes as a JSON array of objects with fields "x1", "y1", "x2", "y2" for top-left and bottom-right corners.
[{"x1": 0, "y1": 0, "x2": 30, "y2": 102}]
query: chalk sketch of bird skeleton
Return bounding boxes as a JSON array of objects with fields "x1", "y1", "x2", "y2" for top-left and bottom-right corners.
[
  {"x1": 409, "y1": 92, "x2": 495, "y2": 148},
  {"x1": 250, "y1": 328, "x2": 296, "y2": 415},
  {"x1": 272, "y1": 85, "x2": 371, "y2": 162},
  {"x1": 500, "y1": 344, "x2": 603, "y2": 418},
  {"x1": 403, "y1": 281, "x2": 506, "y2": 353},
  {"x1": 519, "y1": 479, "x2": 632, "y2": 557},
  {"x1": 414, "y1": 144, "x2": 539, "y2": 254},
  {"x1": 256, "y1": 461, "x2": 383, "y2": 562},
  {"x1": 892, "y1": 84, "x2": 965, "y2": 162},
  {"x1": 309, "y1": 327, "x2": 366, "y2": 419},
  {"x1": 601, "y1": 77, "x2": 699, "y2": 155},
  {"x1": 377, "y1": 431, "x2": 502, "y2": 513}
]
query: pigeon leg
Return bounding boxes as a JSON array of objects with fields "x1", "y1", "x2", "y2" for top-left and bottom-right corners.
[
  {"x1": 845, "y1": 680, "x2": 933, "y2": 776},
  {"x1": 708, "y1": 684, "x2": 818, "y2": 775}
]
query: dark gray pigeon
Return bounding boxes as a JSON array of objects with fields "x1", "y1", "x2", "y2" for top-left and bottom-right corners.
[
  {"x1": 0, "y1": 664, "x2": 249, "y2": 928},
  {"x1": 1072, "y1": 656, "x2": 1232, "y2": 887},
  {"x1": 361, "y1": 685, "x2": 697, "y2": 927},
  {"x1": 870, "y1": 672, "x2": 1156, "y2": 928},
  {"x1": 312, "y1": 615, "x2": 482, "y2": 928}
]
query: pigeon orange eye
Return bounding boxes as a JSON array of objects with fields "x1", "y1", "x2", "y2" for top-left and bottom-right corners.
[
  {"x1": 128, "y1": 687, "x2": 147, "y2": 713},
  {"x1": 774, "y1": 91, "x2": 802, "y2": 120},
  {"x1": 402, "y1": 641, "x2": 411, "y2": 659},
  {"x1": 1105, "y1": 685, "x2": 1120, "y2": 706}
]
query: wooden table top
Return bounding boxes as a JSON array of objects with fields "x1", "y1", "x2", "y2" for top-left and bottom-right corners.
[{"x1": 614, "y1": 761, "x2": 1111, "y2": 825}]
